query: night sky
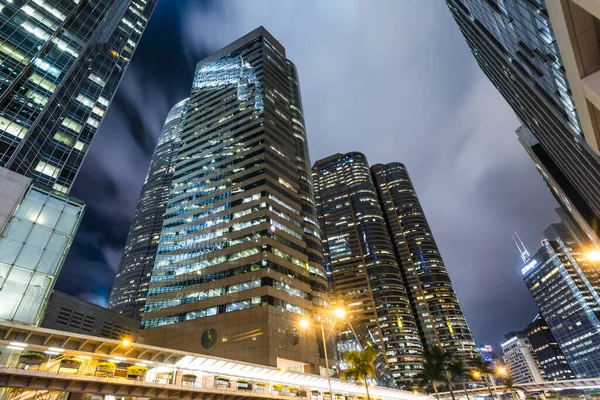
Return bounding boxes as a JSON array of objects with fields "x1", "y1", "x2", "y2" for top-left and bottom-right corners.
[{"x1": 58, "y1": 0, "x2": 561, "y2": 352}]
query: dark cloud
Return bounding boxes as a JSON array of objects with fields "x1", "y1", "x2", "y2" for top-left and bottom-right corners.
[{"x1": 60, "y1": 0, "x2": 559, "y2": 351}]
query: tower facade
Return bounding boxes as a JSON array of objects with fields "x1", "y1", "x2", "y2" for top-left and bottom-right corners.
[
  {"x1": 109, "y1": 99, "x2": 189, "y2": 319},
  {"x1": 140, "y1": 27, "x2": 328, "y2": 372},
  {"x1": 372, "y1": 163, "x2": 476, "y2": 360},
  {"x1": 523, "y1": 315, "x2": 575, "y2": 381},
  {"x1": 0, "y1": 0, "x2": 156, "y2": 325},
  {"x1": 522, "y1": 223, "x2": 600, "y2": 377},
  {"x1": 447, "y1": 0, "x2": 600, "y2": 246},
  {"x1": 312, "y1": 152, "x2": 424, "y2": 386},
  {"x1": 0, "y1": 0, "x2": 156, "y2": 192}
]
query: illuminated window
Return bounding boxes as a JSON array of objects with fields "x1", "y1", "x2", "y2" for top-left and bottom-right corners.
[
  {"x1": 0, "y1": 116, "x2": 27, "y2": 138},
  {"x1": 35, "y1": 161, "x2": 60, "y2": 178},
  {"x1": 60, "y1": 118, "x2": 83, "y2": 133}
]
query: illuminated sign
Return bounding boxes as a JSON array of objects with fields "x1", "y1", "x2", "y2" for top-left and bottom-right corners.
[{"x1": 521, "y1": 259, "x2": 538, "y2": 276}]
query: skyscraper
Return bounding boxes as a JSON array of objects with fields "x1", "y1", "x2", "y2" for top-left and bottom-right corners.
[
  {"x1": 312, "y1": 152, "x2": 424, "y2": 386},
  {"x1": 446, "y1": 0, "x2": 600, "y2": 246},
  {"x1": 521, "y1": 223, "x2": 600, "y2": 377},
  {"x1": 140, "y1": 27, "x2": 329, "y2": 372},
  {"x1": 523, "y1": 315, "x2": 574, "y2": 381},
  {"x1": 0, "y1": 0, "x2": 157, "y2": 192},
  {"x1": 109, "y1": 99, "x2": 188, "y2": 319},
  {"x1": 0, "y1": 0, "x2": 156, "y2": 325},
  {"x1": 372, "y1": 163, "x2": 476, "y2": 360},
  {"x1": 501, "y1": 333, "x2": 545, "y2": 384}
]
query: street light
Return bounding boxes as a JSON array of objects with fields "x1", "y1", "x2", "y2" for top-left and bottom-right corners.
[
  {"x1": 586, "y1": 250, "x2": 600, "y2": 262},
  {"x1": 299, "y1": 307, "x2": 347, "y2": 399},
  {"x1": 496, "y1": 366, "x2": 507, "y2": 376}
]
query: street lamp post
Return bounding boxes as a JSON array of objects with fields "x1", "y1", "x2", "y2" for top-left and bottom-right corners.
[
  {"x1": 300, "y1": 307, "x2": 347, "y2": 400},
  {"x1": 319, "y1": 319, "x2": 333, "y2": 399}
]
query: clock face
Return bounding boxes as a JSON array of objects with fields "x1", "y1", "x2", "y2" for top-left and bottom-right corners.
[
  {"x1": 284, "y1": 327, "x2": 300, "y2": 346},
  {"x1": 201, "y1": 328, "x2": 218, "y2": 349}
]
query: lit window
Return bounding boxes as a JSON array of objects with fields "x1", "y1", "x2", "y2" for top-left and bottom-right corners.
[
  {"x1": 35, "y1": 161, "x2": 60, "y2": 178},
  {"x1": 60, "y1": 118, "x2": 83, "y2": 133}
]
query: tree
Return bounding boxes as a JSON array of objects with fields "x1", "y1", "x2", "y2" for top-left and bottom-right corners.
[
  {"x1": 429, "y1": 346, "x2": 457, "y2": 400},
  {"x1": 341, "y1": 346, "x2": 377, "y2": 400},
  {"x1": 471, "y1": 356, "x2": 495, "y2": 399},
  {"x1": 448, "y1": 359, "x2": 471, "y2": 400},
  {"x1": 503, "y1": 377, "x2": 520, "y2": 400},
  {"x1": 415, "y1": 350, "x2": 445, "y2": 400}
]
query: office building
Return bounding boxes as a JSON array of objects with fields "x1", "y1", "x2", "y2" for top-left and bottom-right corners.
[
  {"x1": 312, "y1": 152, "x2": 424, "y2": 386},
  {"x1": 109, "y1": 99, "x2": 189, "y2": 319},
  {"x1": 501, "y1": 334, "x2": 545, "y2": 384},
  {"x1": 0, "y1": 0, "x2": 156, "y2": 327},
  {"x1": 477, "y1": 345, "x2": 497, "y2": 365},
  {"x1": 0, "y1": 167, "x2": 85, "y2": 325},
  {"x1": 0, "y1": 0, "x2": 156, "y2": 192},
  {"x1": 524, "y1": 315, "x2": 575, "y2": 381},
  {"x1": 447, "y1": 0, "x2": 600, "y2": 246},
  {"x1": 140, "y1": 27, "x2": 329, "y2": 372},
  {"x1": 372, "y1": 163, "x2": 476, "y2": 360},
  {"x1": 521, "y1": 223, "x2": 600, "y2": 377},
  {"x1": 41, "y1": 290, "x2": 139, "y2": 340}
]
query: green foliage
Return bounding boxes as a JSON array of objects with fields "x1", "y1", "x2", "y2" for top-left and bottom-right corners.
[
  {"x1": 341, "y1": 346, "x2": 377, "y2": 383},
  {"x1": 273, "y1": 384, "x2": 284, "y2": 389},
  {"x1": 182, "y1": 374, "x2": 197, "y2": 379},
  {"x1": 127, "y1": 365, "x2": 148, "y2": 375},
  {"x1": 19, "y1": 352, "x2": 46, "y2": 360},
  {"x1": 471, "y1": 355, "x2": 493, "y2": 377},
  {"x1": 97, "y1": 361, "x2": 116, "y2": 370}
]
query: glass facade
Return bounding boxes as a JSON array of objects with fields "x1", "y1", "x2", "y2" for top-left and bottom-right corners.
[
  {"x1": 109, "y1": 99, "x2": 189, "y2": 319},
  {"x1": 372, "y1": 163, "x2": 476, "y2": 360},
  {"x1": 0, "y1": 0, "x2": 156, "y2": 192},
  {"x1": 0, "y1": 183, "x2": 84, "y2": 325},
  {"x1": 447, "y1": 0, "x2": 600, "y2": 245},
  {"x1": 501, "y1": 334, "x2": 545, "y2": 384},
  {"x1": 140, "y1": 27, "x2": 328, "y2": 369},
  {"x1": 312, "y1": 153, "x2": 424, "y2": 387},
  {"x1": 524, "y1": 316, "x2": 575, "y2": 381},
  {"x1": 522, "y1": 223, "x2": 600, "y2": 378}
]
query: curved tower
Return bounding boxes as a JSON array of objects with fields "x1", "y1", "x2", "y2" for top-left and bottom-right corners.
[
  {"x1": 372, "y1": 162, "x2": 476, "y2": 359},
  {"x1": 312, "y1": 152, "x2": 424, "y2": 386},
  {"x1": 109, "y1": 99, "x2": 189, "y2": 319}
]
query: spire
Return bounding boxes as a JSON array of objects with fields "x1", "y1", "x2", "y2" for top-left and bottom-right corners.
[{"x1": 513, "y1": 232, "x2": 531, "y2": 263}]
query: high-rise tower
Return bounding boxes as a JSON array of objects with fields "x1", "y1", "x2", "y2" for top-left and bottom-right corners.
[
  {"x1": 140, "y1": 27, "x2": 329, "y2": 372},
  {"x1": 0, "y1": 0, "x2": 156, "y2": 192},
  {"x1": 312, "y1": 152, "x2": 424, "y2": 386},
  {"x1": 0, "y1": 0, "x2": 156, "y2": 326},
  {"x1": 109, "y1": 99, "x2": 188, "y2": 319},
  {"x1": 446, "y1": 0, "x2": 600, "y2": 246},
  {"x1": 372, "y1": 163, "x2": 476, "y2": 360},
  {"x1": 522, "y1": 223, "x2": 600, "y2": 377}
]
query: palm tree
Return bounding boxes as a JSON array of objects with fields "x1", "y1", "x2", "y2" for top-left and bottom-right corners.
[
  {"x1": 429, "y1": 346, "x2": 457, "y2": 400},
  {"x1": 341, "y1": 346, "x2": 377, "y2": 400},
  {"x1": 471, "y1": 356, "x2": 495, "y2": 399},
  {"x1": 503, "y1": 377, "x2": 519, "y2": 400},
  {"x1": 415, "y1": 349, "x2": 446, "y2": 400},
  {"x1": 448, "y1": 359, "x2": 471, "y2": 400}
]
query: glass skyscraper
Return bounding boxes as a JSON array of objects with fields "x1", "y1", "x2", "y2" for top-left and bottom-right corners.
[
  {"x1": 140, "y1": 27, "x2": 329, "y2": 372},
  {"x1": 522, "y1": 223, "x2": 600, "y2": 377},
  {"x1": 0, "y1": 0, "x2": 156, "y2": 192},
  {"x1": 312, "y1": 152, "x2": 424, "y2": 387},
  {"x1": 372, "y1": 163, "x2": 476, "y2": 360},
  {"x1": 0, "y1": 0, "x2": 156, "y2": 325},
  {"x1": 446, "y1": 0, "x2": 600, "y2": 246},
  {"x1": 109, "y1": 99, "x2": 189, "y2": 319}
]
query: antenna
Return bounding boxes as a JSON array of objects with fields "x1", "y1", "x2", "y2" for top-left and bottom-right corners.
[{"x1": 513, "y1": 231, "x2": 530, "y2": 263}]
